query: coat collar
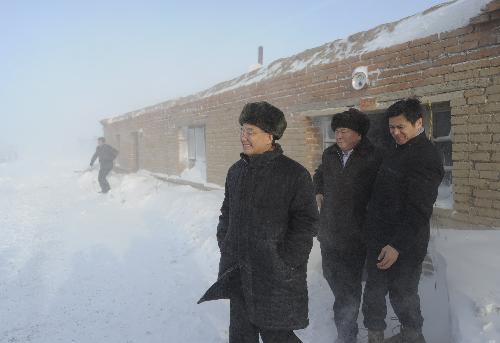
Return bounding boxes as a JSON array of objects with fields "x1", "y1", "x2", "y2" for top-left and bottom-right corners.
[
  {"x1": 396, "y1": 131, "x2": 427, "y2": 149},
  {"x1": 330, "y1": 137, "x2": 374, "y2": 157},
  {"x1": 240, "y1": 143, "x2": 283, "y2": 167}
]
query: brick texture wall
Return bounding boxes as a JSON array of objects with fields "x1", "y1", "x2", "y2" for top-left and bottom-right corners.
[{"x1": 103, "y1": 3, "x2": 500, "y2": 227}]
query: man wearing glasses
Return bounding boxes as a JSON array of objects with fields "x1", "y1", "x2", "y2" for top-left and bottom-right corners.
[{"x1": 199, "y1": 101, "x2": 318, "y2": 343}]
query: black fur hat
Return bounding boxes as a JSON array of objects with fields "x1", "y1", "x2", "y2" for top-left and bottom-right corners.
[
  {"x1": 331, "y1": 108, "x2": 370, "y2": 136},
  {"x1": 239, "y1": 101, "x2": 287, "y2": 140}
]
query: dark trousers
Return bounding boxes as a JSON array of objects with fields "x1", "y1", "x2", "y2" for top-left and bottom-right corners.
[
  {"x1": 98, "y1": 165, "x2": 112, "y2": 192},
  {"x1": 362, "y1": 249, "x2": 423, "y2": 331},
  {"x1": 229, "y1": 288, "x2": 302, "y2": 343},
  {"x1": 321, "y1": 239, "x2": 366, "y2": 341}
]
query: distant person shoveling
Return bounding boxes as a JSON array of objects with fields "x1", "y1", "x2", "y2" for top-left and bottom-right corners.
[{"x1": 90, "y1": 137, "x2": 118, "y2": 193}]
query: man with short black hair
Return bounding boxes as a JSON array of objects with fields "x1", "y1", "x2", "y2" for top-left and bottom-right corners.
[
  {"x1": 198, "y1": 101, "x2": 319, "y2": 343},
  {"x1": 362, "y1": 98, "x2": 444, "y2": 343},
  {"x1": 90, "y1": 137, "x2": 118, "y2": 193},
  {"x1": 314, "y1": 108, "x2": 383, "y2": 343}
]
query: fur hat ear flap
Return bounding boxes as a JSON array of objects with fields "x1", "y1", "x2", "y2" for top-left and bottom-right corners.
[
  {"x1": 331, "y1": 108, "x2": 370, "y2": 136},
  {"x1": 239, "y1": 102, "x2": 287, "y2": 140}
]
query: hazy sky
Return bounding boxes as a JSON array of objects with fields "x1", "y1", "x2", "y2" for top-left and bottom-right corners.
[{"x1": 1, "y1": 0, "x2": 445, "y2": 154}]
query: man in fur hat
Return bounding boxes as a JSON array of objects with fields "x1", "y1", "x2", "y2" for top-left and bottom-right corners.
[
  {"x1": 198, "y1": 101, "x2": 319, "y2": 343},
  {"x1": 313, "y1": 108, "x2": 383, "y2": 343}
]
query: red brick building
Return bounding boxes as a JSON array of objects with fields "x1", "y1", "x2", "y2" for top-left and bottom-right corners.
[{"x1": 102, "y1": 0, "x2": 500, "y2": 227}]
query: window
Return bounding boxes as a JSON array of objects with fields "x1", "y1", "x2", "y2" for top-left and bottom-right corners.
[
  {"x1": 187, "y1": 126, "x2": 206, "y2": 165},
  {"x1": 181, "y1": 126, "x2": 207, "y2": 182},
  {"x1": 425, "y1": 102, "x2": 453, "y2": 209},
  {"x1": 115, "y1": 134, "x2": 121, "y2": 166},
  {"x1": 320, "y1": 116, "x2": 336, "y2": 150},
  {"x1": 115, "y1": 134, "x2": 121, "y2": 150},
  {"x1": 187, "y1": 128, "x2": 196, "y2": 161},
  {"x1": 365, "y1": 111, "x2": 394, "y2": 149}
]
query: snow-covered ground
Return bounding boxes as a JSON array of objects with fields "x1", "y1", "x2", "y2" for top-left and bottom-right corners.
[
  {"x1": 0, "y1": 157, "x2": 498, "y2": 343},
  {"x1": 434, "y1": 229, "x2": 500, "y2": 343}
]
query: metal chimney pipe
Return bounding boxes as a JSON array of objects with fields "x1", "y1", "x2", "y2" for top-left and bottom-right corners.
[{"x1": 258, "y1": 46, "x2": 263, "y2": 65}]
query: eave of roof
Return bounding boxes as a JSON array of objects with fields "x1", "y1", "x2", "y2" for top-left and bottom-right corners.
[{"x1": 103, "y1": 0, "x2": 493, "y2": 125}]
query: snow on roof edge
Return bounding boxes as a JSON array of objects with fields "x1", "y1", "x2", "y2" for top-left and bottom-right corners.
[{"x1": 103, "y1": 0, "x2": 492, "y2": 125}]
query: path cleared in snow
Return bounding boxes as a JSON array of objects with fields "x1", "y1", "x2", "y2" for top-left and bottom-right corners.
[{"x1": 0, "y1": 158, "x2": 497, "y2": 342}]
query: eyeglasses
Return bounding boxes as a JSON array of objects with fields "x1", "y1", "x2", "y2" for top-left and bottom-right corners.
[{"x1": 239, "y1": 127, "x2": 267, "y2": 137}]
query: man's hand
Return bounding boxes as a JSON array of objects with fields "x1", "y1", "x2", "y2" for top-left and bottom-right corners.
[
  {"x1": 376, "y1": 245, "x2": 399, "y2": 270},
  {"x1": 316, "y1": 194, "x2": 324, "y2": 211}
]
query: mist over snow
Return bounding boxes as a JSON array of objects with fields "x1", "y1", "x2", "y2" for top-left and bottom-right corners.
[
  {"x1": 0, "y1": 159, "x2": 498, "y2": 342},
  {"x1": 1, "y1": 1, "x2": 499, "y2": 341}
]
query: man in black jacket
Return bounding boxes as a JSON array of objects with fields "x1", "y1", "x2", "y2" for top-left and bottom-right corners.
[
  {"x1": 362, "y1": 99, "x2": 444, "y2": 343},
  {"x1": 90, "y1": 137, "x2": 118, "y2": 193},
  {"x1": 198, "y1": 102, "x2": 319, "y2": 343},
  {"x1": 313, "y1": 108, "x2": 383, "y2": 343}
]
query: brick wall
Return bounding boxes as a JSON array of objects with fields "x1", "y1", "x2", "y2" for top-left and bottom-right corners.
[{"x1": 103, "y1": 3, "x2": 500, "y2": 227}]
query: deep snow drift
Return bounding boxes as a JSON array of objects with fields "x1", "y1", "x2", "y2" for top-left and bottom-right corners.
[{"x1": 0, "y1": 158, "x2": 498, "y2": 342}]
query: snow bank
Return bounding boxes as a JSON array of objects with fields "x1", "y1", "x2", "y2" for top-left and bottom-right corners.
[
  {"x1": 435, "y1": 229, "x2": 500, "y2": 343},
  {"x1": 0, "y1": 160, "x2": 228, "y2": 342}
]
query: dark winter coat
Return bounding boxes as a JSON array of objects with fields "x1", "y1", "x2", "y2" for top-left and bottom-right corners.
[
  {"x1": 313, "y1": 138, "x2": 383, "y2": 250},
  {"x1": 198, "y1": 145, "x2": 319, "y2": 330},
  {"x1": 364, "y1": 132, "x2": 444, "y2": 264},
  {"x1": 90, "y1": 144, "x2": 118, "y2": 168}
]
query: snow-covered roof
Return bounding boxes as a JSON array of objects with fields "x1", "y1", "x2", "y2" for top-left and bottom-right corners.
[{"x1": 104, "y1": 0, "x2": 492, "y2": 124}]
